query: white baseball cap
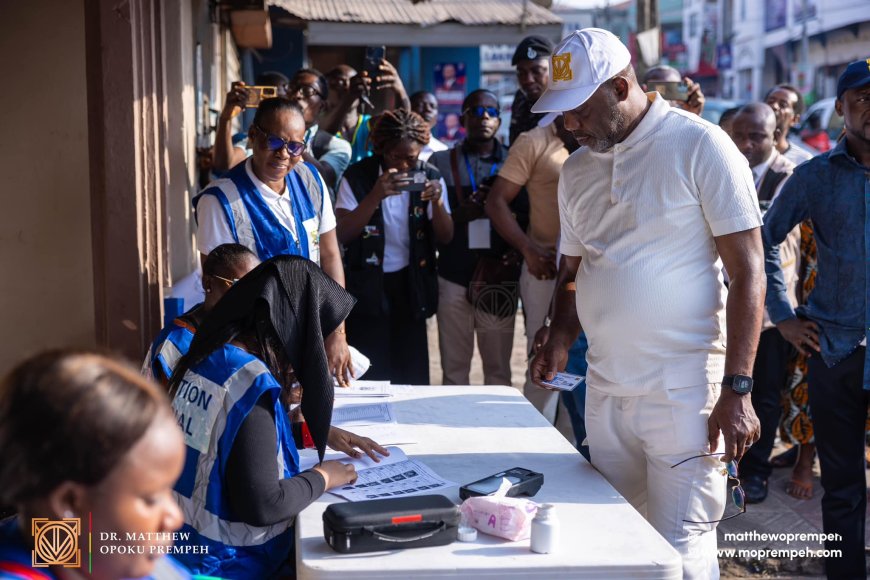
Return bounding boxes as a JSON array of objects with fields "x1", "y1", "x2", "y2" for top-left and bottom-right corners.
[{"x1": 531, "y1": 28, "x2": 632, "y2": 113}]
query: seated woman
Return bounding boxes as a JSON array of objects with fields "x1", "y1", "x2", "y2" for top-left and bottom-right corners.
[
  {"x1": 194, "y1": 97, "x2": 353, "y2": 385},
  {"x1": 167, "y1": 255, "x2": 387, "y2": 578},
  {"x1": 146, "y1": 243, "x2": 260, "y2": 385},
  {"x1": 0, "y1": 350, "x2": 190, "y2": 579},
  {"x1": 335, "y1": 109, "x2": 453, "y2": 384}
]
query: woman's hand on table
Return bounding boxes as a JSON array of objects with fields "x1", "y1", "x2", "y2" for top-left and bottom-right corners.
[
  {"x1": 328, "y1": 426, "x2": 390, "y2": 462},
  {"x1": 313, "y1": 460, "x2": 358, "y2": 490},
  {"x1": 325, "y1": 330, "x2": 353, "y2": 387}
]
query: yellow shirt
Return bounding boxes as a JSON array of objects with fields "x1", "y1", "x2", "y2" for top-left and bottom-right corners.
[{"x1": 497, "y1": 123, "x2": 568, "y2": 250}]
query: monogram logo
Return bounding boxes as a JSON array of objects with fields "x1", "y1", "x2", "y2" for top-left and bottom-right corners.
[
  {"x1": 866, "y1": 57, "x2": 870, "y2": 71},
  {"x1": 32, "y1": 518, "x2": 81, "y2": 568},
  {"x1": 552, "y1": 54, "x2": 573, "y2": 82}
]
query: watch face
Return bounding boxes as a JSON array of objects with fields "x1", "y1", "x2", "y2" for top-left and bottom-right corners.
[{"x1": 732, "y1": 375, "x2": 753, "y2": 394}]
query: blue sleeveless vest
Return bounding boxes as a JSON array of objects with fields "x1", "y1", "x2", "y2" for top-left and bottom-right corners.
[
  {"x1": 170, "y1": 344, "x2": 299, "y2": 578},
  {"x1": 146, "y1": 315, "x2": 197, "y2": 382},
  {"x1": 193, "y1": 160, "x2": 325, "y2": 263}
]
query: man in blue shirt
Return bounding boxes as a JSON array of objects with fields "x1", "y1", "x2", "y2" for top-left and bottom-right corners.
[{"x1": 762, "y1": 59, "x2": 870, "y2": 579}]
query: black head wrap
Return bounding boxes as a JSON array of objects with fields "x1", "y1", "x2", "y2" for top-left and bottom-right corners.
[{"x1": 169, "y1": 255, "x2": 355, "y2": 461}]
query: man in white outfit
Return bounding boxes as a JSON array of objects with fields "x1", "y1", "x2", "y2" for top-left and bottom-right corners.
[{"x1": 530, "y1": 29, "x2": 764, "y2": 578}]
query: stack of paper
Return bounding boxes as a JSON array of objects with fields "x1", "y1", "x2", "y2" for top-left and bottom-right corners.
[{"x1": 300, "y1": 447, "x2": 456, "y2": 502}]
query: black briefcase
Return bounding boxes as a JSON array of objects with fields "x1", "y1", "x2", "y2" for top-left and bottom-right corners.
[{"x1": 323, "y1": 495, "x2": 460, "y2": 554}]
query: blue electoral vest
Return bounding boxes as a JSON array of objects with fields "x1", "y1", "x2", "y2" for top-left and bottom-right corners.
[
  {"x1": 193, "y1": 160, "x2": 324, "y2": 263},
  {"x1": 170, "y1": 344, "x2": 299, "y2": 578}
]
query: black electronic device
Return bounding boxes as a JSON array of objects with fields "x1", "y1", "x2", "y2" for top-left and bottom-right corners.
[
  {"x1": 364, "y1": 45, "x2": 386, "y2": 79},
  {"x1": 459, "y1": 467, "x2": 544, "y2": 500},
  {"x1": 396, "y1": 170, "x2": 427, "y2": 192}
]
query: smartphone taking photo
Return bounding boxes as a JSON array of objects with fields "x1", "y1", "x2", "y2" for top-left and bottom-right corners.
[
  {"x1": 364, "y1": 46, "x2": 386, "y2": 79},
  {"x1": 242, "y1": 85, "x2": 278, "y2": 108},
  {"x1": 395, "y1": 170, "x2": 427, "y2": 192},
  {"x1": 650, "y1": 81, "x2": 689, "y2": 101}
]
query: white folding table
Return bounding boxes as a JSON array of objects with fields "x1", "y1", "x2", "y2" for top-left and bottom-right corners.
[{"x1": 296, "y1": 385, "x2": 682, "y2": 579}]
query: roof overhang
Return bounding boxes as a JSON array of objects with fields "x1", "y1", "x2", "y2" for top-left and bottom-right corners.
[
  {"x1": 268, "y1": 0, "x2": 563, "y2": 46},
  {"x1": 303, "y1": 21, "x2": 563, "y2": 46}
]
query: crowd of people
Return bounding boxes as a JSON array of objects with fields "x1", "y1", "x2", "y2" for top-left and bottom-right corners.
[{"x1": 0, "y1": 26, "x2": 868, "y2": 580}]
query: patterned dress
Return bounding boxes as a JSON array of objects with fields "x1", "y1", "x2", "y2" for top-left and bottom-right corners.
[
  {"x1": 778, "y1": 222, "x2": 817, "y2": 445},
  {"x1": 779, "y1": 222, "x2": 870, "y2": 445}
]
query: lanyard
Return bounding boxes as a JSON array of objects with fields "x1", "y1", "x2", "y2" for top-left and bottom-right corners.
[
  {"x1": 463, "y1": 148, "x2": 499, "y2": 192},
  {"x1": 350, "y1": 114, "x2": 365, "y2": 147}
]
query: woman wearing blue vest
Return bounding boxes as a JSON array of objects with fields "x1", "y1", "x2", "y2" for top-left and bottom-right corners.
[
  {"x1": 167, "y1": 256, "x2": 387, "y2": 578},
  {"x1": 335, "y1": 109, "x2": 454, "y2": 385},
  {"x1": 194, "y1": 98, "x2": 355, "y2": 386},
  {"x1": 0, "y1": 350, "x2": 193, "y2": 580},
  {"x1": 146, "y1": 243, "x2": 260, "y2": 386}
]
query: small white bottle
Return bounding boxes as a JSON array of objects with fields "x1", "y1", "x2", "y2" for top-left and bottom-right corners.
[{"x1": 530, "y1": 503, "x2": 559, "y2": 554}]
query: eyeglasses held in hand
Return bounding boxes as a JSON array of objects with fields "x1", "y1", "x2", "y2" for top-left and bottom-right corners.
[
  {"x1": 463, "y1": 106, "x2": 500, "y2": 119},
  {"x1": 670, "y1": 452, "x2": 746, "y2": 524},
  {"x1": 253, "y1": 125, "x2": 306, "y2": 157},
  {"x1": 211, "y1": 274, "x2": 240, "y2": 287}
]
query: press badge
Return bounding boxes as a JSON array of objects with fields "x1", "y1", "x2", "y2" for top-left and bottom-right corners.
[
  {"x1": 468, "y1": 218, "x2": 491, "y2": 249},
  {"x1": 303, "y1": 218, "x2": 320, "y2": 264}
]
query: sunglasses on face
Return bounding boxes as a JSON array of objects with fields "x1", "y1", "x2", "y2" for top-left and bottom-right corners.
[
  {"x1": 670, "y1": 452, "x2": 746, "y2": 524},
  {"x1": 253, "y1": 125, "x2": 306, "y2": 157},
  {"x1": 463, "y1": 106, "x2": 500, "y2": 119},
  {"x1": 289, "y1": 83, "x2": 323, "y2": 99},
  {"x1": 211, "y1": 274, "x2": 239, "y2": 287}
]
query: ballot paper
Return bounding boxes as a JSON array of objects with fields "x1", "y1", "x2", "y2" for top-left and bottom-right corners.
[
  {"x1": 334, "y1": 380, "x2": 392, "y2": 398},
  {"x1": 332, "y1": 402, "x2": 396, "y2": 426},
  {"x1": 343, "y1": 423, "x2": 417, "y2": 446},
  {"x1": 302, "y1": 447, "x2": 456, "y2": 502}
]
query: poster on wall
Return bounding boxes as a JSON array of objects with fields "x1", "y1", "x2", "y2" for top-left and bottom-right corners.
[
  {"x1": 765, "y1": 0, "x2": 787, "y2": 31},
  {"x1": 434, "y1": 62, "x2": 467, "y2": 145},
  {"x1": 793, "y1": 0, "x2": 818, "y2": 23}
]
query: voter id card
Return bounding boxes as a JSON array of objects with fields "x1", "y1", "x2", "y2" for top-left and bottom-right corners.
[{"x1": 540, "y1": 372, "x2": 585, "y2": 391}]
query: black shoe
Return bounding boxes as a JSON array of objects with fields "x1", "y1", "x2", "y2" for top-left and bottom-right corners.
[{"x1": 742, "y1": 475, "x2": 768, "y2": 504}]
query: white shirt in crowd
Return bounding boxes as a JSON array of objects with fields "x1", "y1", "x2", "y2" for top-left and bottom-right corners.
[
  {"x1": 196, "y1": 159, "x2": 336, "y2": 258},
  {"x1": 335, "y1": 170, "x2": 451, "y2": 273},
  {"x1": 419, "y1": 136, "x2": 448, "y2": 162},
  {"x1": 558, "y1": 93, "x2": 763, "y2": 395}
]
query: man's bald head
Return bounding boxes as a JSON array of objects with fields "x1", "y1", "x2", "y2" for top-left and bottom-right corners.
[
  {"x1": 735, "y1": 102, "x2": 778, "y2": 134},
  {"x1": 642, "y1": 65, "x2": 681, "y2": 85},
  {"x1": 730, "y1": 102, "x2": 780, "y2": 168}
]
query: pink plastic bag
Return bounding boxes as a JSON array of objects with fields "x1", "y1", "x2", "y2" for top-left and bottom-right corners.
[{"x1": 460, "y1": 494, "x2": 539, "y2": 541}]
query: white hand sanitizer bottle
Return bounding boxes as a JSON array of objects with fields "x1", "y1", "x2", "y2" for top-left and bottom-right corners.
[{"x1": 530, "y1": 503, "x2": 559, "y2": 554}]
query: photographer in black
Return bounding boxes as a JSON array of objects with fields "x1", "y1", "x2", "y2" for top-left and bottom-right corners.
[{"x1": 335, "y1": 110, "x2": 453, "y2": 384}]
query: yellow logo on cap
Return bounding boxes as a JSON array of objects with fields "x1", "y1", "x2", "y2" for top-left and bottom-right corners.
[
  {"x1": 866, "y1": 57, "x2": 870, "y2": 71},
  {"x1": 552, "y1": 54, "x2": 573, "y2": 82},
  {"x1": 32, "y1": 518, "x2": 81, "y2": 568}
]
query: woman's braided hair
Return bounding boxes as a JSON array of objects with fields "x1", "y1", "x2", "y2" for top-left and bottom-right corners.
[{"x1": 369, "y1": 109, "x2": 431, "y2": 155}]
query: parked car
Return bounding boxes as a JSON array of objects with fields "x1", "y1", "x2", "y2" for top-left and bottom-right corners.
[{"x1": 794, "y1": 97, "x2": 841, "y2": 152}]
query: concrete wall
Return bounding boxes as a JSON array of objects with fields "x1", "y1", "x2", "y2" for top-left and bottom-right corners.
[{"x1": 0, "y1": 2, "x2": 95, "y2": 375}]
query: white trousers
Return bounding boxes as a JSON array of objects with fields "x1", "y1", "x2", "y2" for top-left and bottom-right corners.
[{"x1": 585, "y1": 383, "x2": 727, "y2": 580}]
